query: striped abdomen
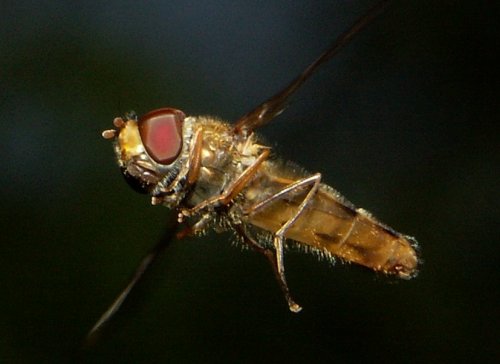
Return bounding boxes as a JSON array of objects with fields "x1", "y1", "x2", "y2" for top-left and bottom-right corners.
[{"x1": 244, "y1": 165, "x2": 419, "y2": 279}]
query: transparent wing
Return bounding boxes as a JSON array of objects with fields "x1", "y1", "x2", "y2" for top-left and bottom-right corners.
[
  {"x1": 83, "y1": 216, "x2": 180, "y2": 346},
  {"x1": 233, "y1": 0, "x2": 391, "y2": 135}
]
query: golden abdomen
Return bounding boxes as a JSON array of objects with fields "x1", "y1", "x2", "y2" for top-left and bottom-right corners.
[{"x1": 244, "y1": 168, "x2": 419, "y2": 279}]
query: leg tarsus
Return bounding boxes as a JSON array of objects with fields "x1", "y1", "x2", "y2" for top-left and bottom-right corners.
[
  {"x1": 176, "y1": 213, "x2": 211, "y2": 239},
  {"x1": 272, "y1": 235, "x2": 302, "y2": 313},
  {"x1": 233, "y1": 224, "x2": 302, "y2": 313}
]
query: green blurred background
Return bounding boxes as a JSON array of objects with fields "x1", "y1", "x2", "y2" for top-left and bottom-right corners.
[{"x1": 1, "y1": 1, "x2": 497, "y2": 362}]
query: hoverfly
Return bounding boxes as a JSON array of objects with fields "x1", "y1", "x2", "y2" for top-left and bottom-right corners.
[{"x1": 93, "y1": 0, "x2": 419, "y2": 337}]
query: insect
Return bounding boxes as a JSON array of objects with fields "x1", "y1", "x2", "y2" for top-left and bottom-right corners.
[{"x1": 94, "y1": 0, "x2": 418, "y2": 337}]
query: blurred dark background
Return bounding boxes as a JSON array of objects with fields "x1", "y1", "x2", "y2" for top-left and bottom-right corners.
[{"x1": 1, "y1": 1, "x2": 497, "y2": 363}]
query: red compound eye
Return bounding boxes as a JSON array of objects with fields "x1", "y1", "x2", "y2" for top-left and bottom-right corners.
[{"x1": 138, "y1": 108, "x2": 185, "y2": 165}]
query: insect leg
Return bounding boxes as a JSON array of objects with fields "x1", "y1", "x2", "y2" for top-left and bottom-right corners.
[
  {"x1": 247, "y1": 173, "x2": 321, "y2": 215},
  {"x1": 179, "y1": 149, "x2": 270, "y2": 219},
  {"x1": 245, "y1": 173, "x2": 322, "y2": 313},
  {"x1": 186, "y1": 127, "x2": 203, "y2": 186},
  {"x1": 176, "y1": 213, "x2": 213, "y2": 239},
  {"x1": 232, "y1": 223, "x2": 302, "y2": 312},
  {"x1": 151, "y1": 127, "x2": 204, "y2": 207}
]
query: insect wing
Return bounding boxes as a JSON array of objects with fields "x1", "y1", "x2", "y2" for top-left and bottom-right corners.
[{"x1": 233, "y1": 0, "x2": 391, "y2": 134}]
